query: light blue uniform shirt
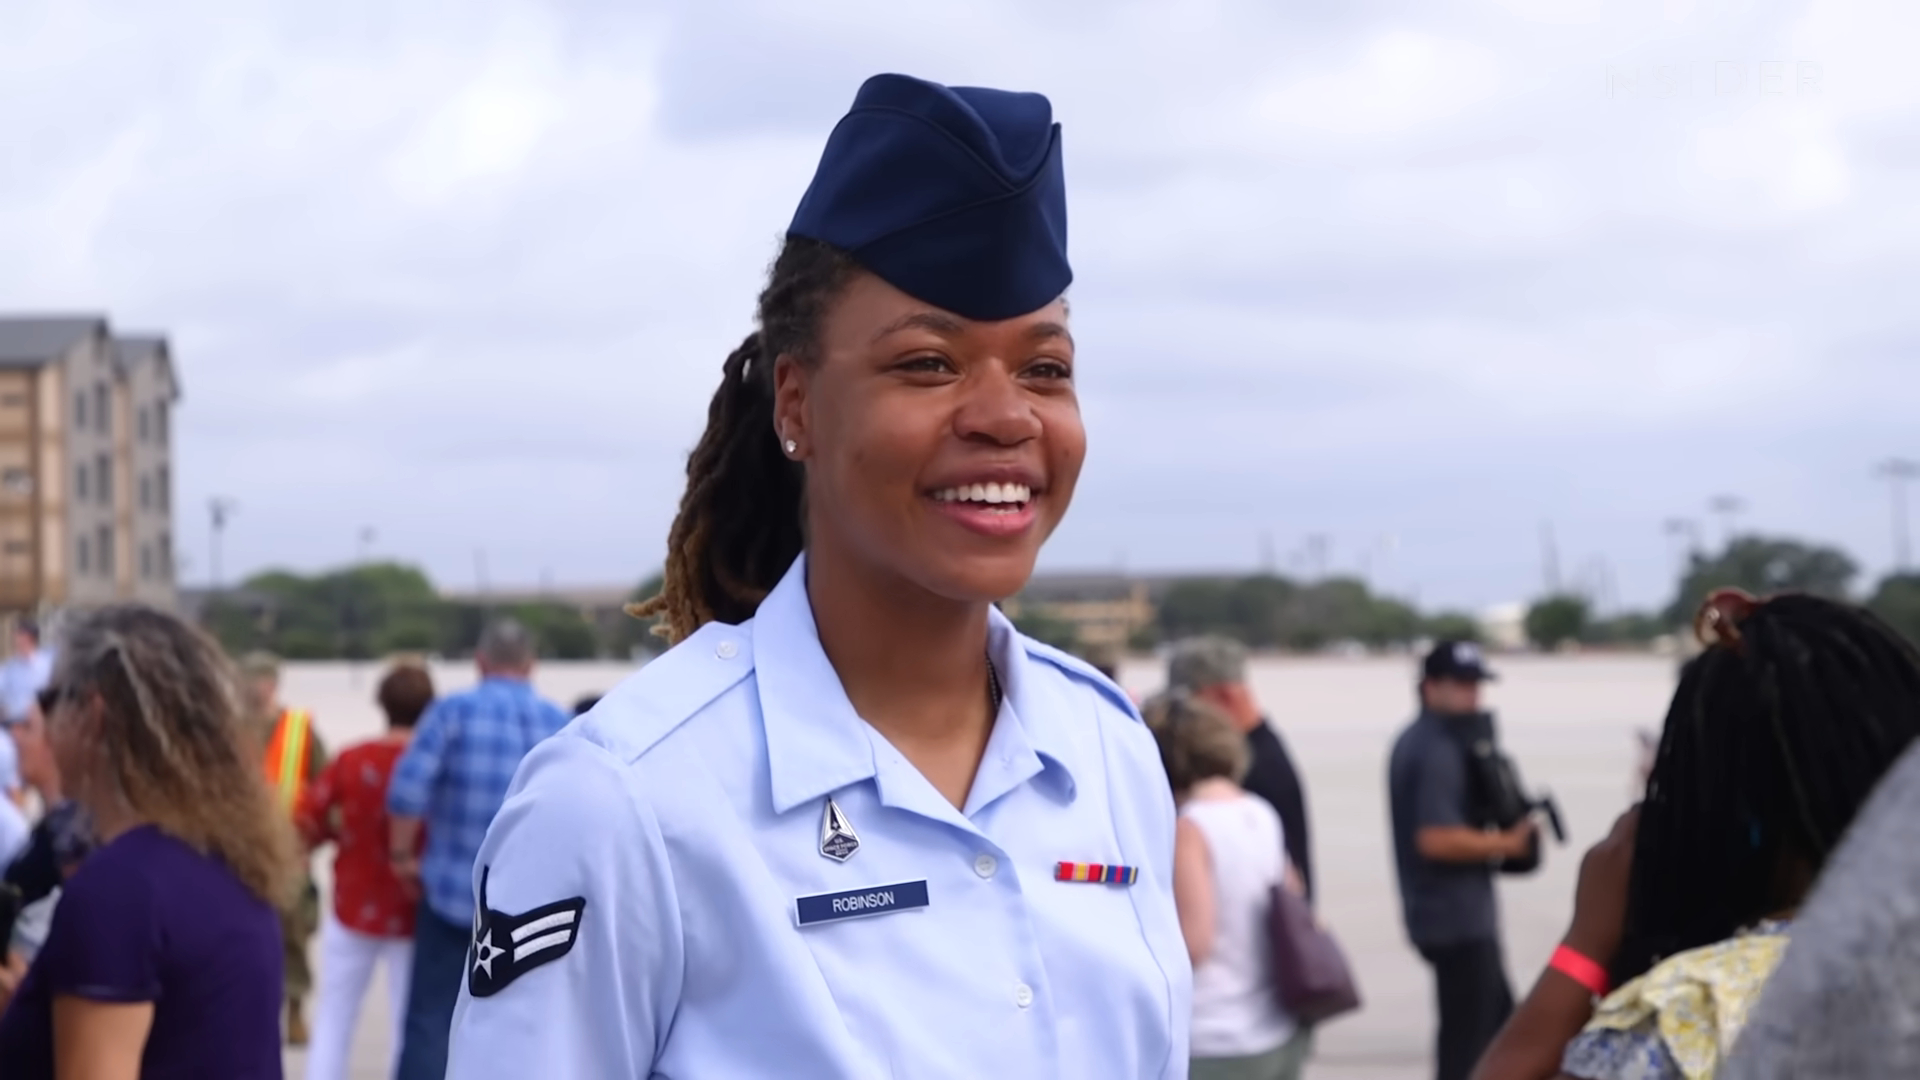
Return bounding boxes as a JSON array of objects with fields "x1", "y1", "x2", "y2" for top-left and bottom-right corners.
[{"x1": 447, "y1": 556, "x2": 1191, "y2": 1079}]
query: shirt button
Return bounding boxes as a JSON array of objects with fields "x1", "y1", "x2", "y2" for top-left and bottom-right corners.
[
  {"x1": 715, "y1": 641, "x2": 738, "y2": 660},
  {"x1": 1014, "y1": 982, "x2": 1034, "y2": 1009},
  {"x1": 973, "y1": 854, "x2": 998, "y2": 879}
]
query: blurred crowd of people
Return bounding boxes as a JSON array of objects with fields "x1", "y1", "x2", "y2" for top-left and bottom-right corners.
[
  {"x1": 1135, "y1": 589, "x2": 1920, "y2": 1080},
  {"x1": 0, "y1": 607, "x2": 577, "y2": 1080},
  {"x1": 1, "y1": 585, "x2": 1919, "y2": 1079}
]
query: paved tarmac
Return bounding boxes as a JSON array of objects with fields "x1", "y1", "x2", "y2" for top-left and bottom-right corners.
[{"x1": 276, "y1": 651, "x2": 1673, "y2": 1080}]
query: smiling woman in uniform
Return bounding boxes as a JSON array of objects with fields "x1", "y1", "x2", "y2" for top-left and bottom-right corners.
[{"x1": 443, "y1": 74, "x2": 1190, "y2": 1079}]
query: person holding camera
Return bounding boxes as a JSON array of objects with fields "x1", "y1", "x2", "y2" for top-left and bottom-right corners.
[{"x1": 1389, "y1": 641, "x2": 1539, "y2": 1080}]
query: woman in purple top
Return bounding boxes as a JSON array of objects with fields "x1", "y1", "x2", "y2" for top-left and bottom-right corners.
[{"x1": 0, "y1": 605, "x2": 297, "y2": 1079}]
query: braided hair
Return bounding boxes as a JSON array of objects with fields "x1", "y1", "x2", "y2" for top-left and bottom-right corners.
[
  {"x1": 632, "y1": 236, "x2": 860, "y2": 643},
  {"x1": 1614, "y1": 592, "x2": 1920, "y2": 983}
]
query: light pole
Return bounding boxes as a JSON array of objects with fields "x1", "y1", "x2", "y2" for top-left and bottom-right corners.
[
  {"x1": 1876, "y1": 459, "x2": 1919, "y2": 572},
  {"x1": 346, "y1": 527, "x2": 378, "y2": 686},
  {"x1": 1664, "y1": 517, "x2": 1700, "y2": 568},
  {"x1": 1709, "y1": 495, "x2": 1746, "y2": 549},
  {"x1": 208, "y1": 497, "x2": 238, "y2": 592}
]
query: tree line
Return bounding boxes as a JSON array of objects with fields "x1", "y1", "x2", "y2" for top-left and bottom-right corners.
[
  {"x1": 1524, "y1": 535, "x2": 1920, "y2": 651},
  {"x1": 1022, "y1": 533, "x2": 1920, "y2": 657},
  {"x1": 195, "y1": 533, "x2": 1920, "y2": 662},
  {"x1": 200, "y1": 563, "x2": 667, "y2": 661}
]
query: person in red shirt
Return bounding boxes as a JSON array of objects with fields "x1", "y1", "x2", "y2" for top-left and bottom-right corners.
[{"x1": 295, "y1": 661, "x2": 435, "y2": 1080}]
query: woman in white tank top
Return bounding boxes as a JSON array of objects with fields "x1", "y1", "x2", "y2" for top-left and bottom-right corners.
[{"x1": 1145, "y1": 693, "x2": 1310, "y2": 1080}]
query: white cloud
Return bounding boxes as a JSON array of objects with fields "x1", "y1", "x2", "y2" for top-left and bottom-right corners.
[
  {"x1": 1253, "y1": 31, "x2": 1506, "y2": 139},
  {"x1": 1, "y1": 0, "x2": 1915, "y2": 609}
]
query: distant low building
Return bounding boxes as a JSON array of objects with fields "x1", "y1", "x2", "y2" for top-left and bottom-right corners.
[
  {"x1": 1479, "y1": 601, "x2": 1529, "y2": 651},
  {"x1": 0, "y1": 316, "x2": 181, "y2": 614},
  {"x1": 1002, "y1": 573, "x2": 1174, "y2": 651}
]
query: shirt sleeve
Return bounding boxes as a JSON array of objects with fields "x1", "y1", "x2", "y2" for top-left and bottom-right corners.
[
  {"x1": 1411, "y1": 736, "x2": 1470, "y2": 832},
  {"x1": 1563, "y1": 1026, "x2": 1685, "y2": 1080},
  {"x1": 445, "y1": 732, "x2": 683, "y2": 1078},
  {"x1": 295, "y1": 756, "x2": 340, "y2": 847},
  {"x1": 34, "y1": 856, "x2": 162, "y2": 1003},
  {"x1": 388, "y1": 700, "x2": 452, "y2": 818}
]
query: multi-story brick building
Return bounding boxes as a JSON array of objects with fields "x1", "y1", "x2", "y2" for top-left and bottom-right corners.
[{"x1": 0, "y1": 316, "x2": 181, "y2": 614}]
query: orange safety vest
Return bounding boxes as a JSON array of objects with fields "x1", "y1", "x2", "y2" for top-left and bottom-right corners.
[{"x1": 263, "y1": 708, "x2": 313, "y2": 814}]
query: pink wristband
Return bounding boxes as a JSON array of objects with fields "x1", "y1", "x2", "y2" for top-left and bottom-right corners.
[{"x1": 1550, "y1": 945, "x2": 1610, "y2": 997}]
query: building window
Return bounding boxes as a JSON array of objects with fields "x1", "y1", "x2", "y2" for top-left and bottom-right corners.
[
  {"x1": 157, "y1": 465, "x2": 170, "y2": 510},
  {"x1": 140, "y1": 543, "x2": 152, "y2": 579},
  {"x1": 75, "y1": 462, "x2": 88, "y2": 501},
  {"x1": 77, "y1": 536, "x2": 90, "y2": 574},
  {"x1": 1, "y1": 468, "x2": 29, "y2": 495},
  {"x1": 96, "y1": 455, "x2": 111, "y2": 504},
  {"x1": 139, "y1": 474, "x2": 150, "y2": 509},
  {"x1": 137, "y1": 407, "x2": 149, "y2": 441},
  {"x1": 159, "y1": 530, "x2": 171, "y2": 578},
  {"x1": 94, "y1": 384, "x2": 108, "y2": 434},
  {"x1": 155, "y1": 402, "x2": 168, "y2": 443},
  {"x1": 74, "y1": 391, "x2": 86, "y2": 428},
  {"x1": 2, "y1": 540, "x2": 27, "y2": 556},
  {"x1": 0, "y1": 394, "x2": 25, "y2": 408},
  {"x1": 98, "y1": 525, "x2": 112, "y2": 576}
]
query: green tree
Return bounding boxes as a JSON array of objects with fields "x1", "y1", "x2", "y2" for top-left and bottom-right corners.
[
  {"x1": 1585, "y1": 611, "x2": 1665, "y2": 646},
  {"x1": 1868, "y1": 573, "x2": 1920, "y2": 647},
  {"x1": 1156, "y1": 575, "x2": 1303, "y2": 647},
  {"x1": 1278, "y1": 577, "x2": 1374, "y2": 651},
  {"x1": 203, "y1": 562, "x2": 445, "y2": 659},
  {"x1": 1359, "y1": 598, "x2": 1423, "y2": 648},
  {"x1": 510, "y1": 602, "x2": 602, "y2": 660},
  {"x1": 1157, "y1": 578, "x2": 1244, "y2": 641},
  {"x1": 1664, "y1": 536, "x2": 1859, "y2": 625},
  {"x1": 1423, "y1": 611, "x2": 1482, "y2": 644},
  {"x1": 1525, "y1": 594, "x2": 1591, "y2": 651}
]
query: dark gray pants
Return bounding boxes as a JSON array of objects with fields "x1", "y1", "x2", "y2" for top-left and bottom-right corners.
[{"x1": 1419, "y1": 938, "x2": 1514, "y2": 1080}]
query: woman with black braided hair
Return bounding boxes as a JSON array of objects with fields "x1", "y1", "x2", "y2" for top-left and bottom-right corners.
[
  {"x1": 1472, "y1": 589, "x2": 1920, "y2": 1080},
  {"x1": 443, "y1": 73, "x2": 1190, "y2": 1080}
]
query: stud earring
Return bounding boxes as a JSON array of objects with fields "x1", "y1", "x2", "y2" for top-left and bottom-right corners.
[{"x1": 783, "y1": 439, "x2": 798, "y2": 456}]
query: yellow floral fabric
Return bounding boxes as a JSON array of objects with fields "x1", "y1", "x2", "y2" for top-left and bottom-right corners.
[{"x1": 1577, "y1": 931, "x2": 1788, "y2": 1080}]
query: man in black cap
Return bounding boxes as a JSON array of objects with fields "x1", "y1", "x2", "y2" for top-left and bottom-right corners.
[{"x1": 1388, "y1": 641, "x2": 1537, "y2": 1080}]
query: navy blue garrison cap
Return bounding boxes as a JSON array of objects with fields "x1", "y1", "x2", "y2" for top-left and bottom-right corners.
[{"x1": 788, "y1": 73, "x2": 1069, "y2": 322}]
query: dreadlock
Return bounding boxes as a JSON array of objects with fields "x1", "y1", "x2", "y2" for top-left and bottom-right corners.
[
  {"x1": 1613, "y1": 593, "x2": 1920, "y2": 984},
  {"x1": 631, "y1": 236, "x2": 861, "y2": 644}
]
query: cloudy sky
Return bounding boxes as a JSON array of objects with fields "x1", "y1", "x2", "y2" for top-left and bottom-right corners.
[{"x1": 4, "y1": 0, "x2": 1916, "y2": 612}]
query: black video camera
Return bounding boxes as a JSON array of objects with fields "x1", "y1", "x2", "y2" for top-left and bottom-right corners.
[{"x1": 1449, "y1": 712, "x2": 1566, "y2": 875}]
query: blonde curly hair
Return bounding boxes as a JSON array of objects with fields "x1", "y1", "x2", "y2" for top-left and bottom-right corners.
[{"x1": 51, "y1": 605, "x2": 300, "y2": 906}]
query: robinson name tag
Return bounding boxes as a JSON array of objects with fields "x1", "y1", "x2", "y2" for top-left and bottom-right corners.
[{"x1": 794, "y1": 880, "x2": 931, "y2": 927}]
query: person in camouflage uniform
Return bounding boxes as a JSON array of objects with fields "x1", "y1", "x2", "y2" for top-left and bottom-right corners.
[{"x1": 240, "y1": 651, "x2": 328, "y2": 1047}]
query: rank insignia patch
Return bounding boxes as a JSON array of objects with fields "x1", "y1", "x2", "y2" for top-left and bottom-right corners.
[{"x1": 468, "y1": 867, "x2": 588, "y2": 998}]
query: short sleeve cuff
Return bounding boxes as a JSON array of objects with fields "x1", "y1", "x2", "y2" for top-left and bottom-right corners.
[
  {"x1": 56, "y1": 979, "x2": 162, "y2": 1004},
  {"x1": 1563, "y1": 1026, "x2": 1684, "y2": 1080}
]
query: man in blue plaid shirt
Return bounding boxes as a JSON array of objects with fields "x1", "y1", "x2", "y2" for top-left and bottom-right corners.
[{"x1": 388, "y1": 619, "x2": 568, "y2": 1080}]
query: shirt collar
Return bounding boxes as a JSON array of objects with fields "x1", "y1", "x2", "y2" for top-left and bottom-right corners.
[
  {"x1": 756, "y1": 555, "x2": 883, "y2": 815},
  {"x1": 755, "y1": 554, "x2": 1081, "y2": 816},
  {"x1": 985, "y1": 607, "x2": 1080, "y2": 804}
]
